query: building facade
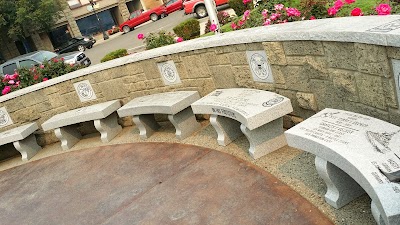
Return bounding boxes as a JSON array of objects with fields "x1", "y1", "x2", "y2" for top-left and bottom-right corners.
[{"x1": 0, "y1": 0, "x2": 164, "y2": 61}]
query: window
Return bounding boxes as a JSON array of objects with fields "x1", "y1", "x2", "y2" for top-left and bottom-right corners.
[
  {"x1": 19, "y1": 60, "x2": 38, "y2": 69},
  {"x1": 32, "y1": 52, "x2": 58, "y2": 62},
  {"x1": 129, "y1": 11, "x2": 141, "y2": 19},
  {"x1": 2, "y1": 63, "x2": 17, "y2": 75}
]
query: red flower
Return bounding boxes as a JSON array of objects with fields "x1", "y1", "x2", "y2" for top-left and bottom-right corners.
[
  {"x1": 33, "y1": 75, "x2": 39, "y2": 80},
  {"x1": 43, "y1": 78, "x2": 49, "y2": 82},
  {"x1": 309, "y1": 16, "x2": 316, "y2": 20},
  {"x1": 351, "y1": 8, "x2": 363, "y2": 16}
]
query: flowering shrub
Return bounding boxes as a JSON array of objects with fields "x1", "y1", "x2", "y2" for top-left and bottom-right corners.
[
  {"x1": 142, "y1": 31, "x2": 181, "y2": 50},
  {"x1": 1, "y1": 58, "x2": 83, "y2": 95},
  {"x1": 204, "y1": 11, "x2": 232, "y2": 33},
  {"x1": 299, "y1": 0, "x2": 329, "y2": 19},
  {"x1": 101, "y1": 49, "x2": 128, "y2": 62}
]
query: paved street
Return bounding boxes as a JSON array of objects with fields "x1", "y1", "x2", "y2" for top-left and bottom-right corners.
[{"x1": 85, "y1": 10, "x2": 194, "y2": 65}]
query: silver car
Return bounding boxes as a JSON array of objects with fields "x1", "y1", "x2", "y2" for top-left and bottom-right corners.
[{"x1": 0, "y1": 50, "x2": 91, "y2": 76}]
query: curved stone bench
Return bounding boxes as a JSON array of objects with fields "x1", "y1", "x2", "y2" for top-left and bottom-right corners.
[
  {"x1": 191, "y1": 88, "x2": 293, "y2": 159},
  {"x1": 117, "y1": 91, "x2": 201, "y2": 140},
  {"x1": 0, "y1": 122, "x2": 41, "y2": 161},
  {"x1": 285, "y1": 108, "x2": 400, "y2": 225},
  {"x1": 42, "y1": 100, "x2": 122, "y2": 150}
]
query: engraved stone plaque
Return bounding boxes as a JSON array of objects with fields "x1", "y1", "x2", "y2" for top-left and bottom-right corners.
[
  {"x1": 157, "y1": 61, "x2": 181, "y2": 86},
  {"x1": 0, "y1": 107, "x2": 13, "y2": 128},
  {"x1": 246, "y1": 51, "x2": 274, "y2": 83},
  {"x1": 73, "y1": 80, "x2": 97, "y2": 102}
]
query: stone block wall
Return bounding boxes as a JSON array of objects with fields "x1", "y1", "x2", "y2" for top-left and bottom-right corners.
[{"x1": 0, "y1": 40, "x2": 399, "y2": 146}]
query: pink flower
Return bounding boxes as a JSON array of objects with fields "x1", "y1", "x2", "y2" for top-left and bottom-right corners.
[
  {"x1": 40, "y1": 64, "x2": 45, "y2": 69},
  {"x1": 345, "y1": 0, "x2": 355, "y2": 4},
  {"x1": 274, "y1": 4, "x2": 284, "y2": 11},
  {"x1": 376, "y1": 4, "x2": 391, "y2": 15},
  {"x1": 328, "y1": 7, "x2": 338, "y2": 16},
  {"x1": 52, "y1": 58, "x2": 58, "y2": 63},
  {"x1": 334, "y1": 0, "x2": 344, "y2": 9},
  {"x1": 176, "y1": 37, "x2": 183, "y2": 42},
  {"x1": 351, "y1": 8, "x2": 363, "y2": 16},
  {"x1": 242, "y1": 0, "x2": 251, "y2": 4},
  {"x1": 8, "y1": 80, "x2": 15, "y2": 85},
  {"x1": 2, "y1": 86, "x2": 11, "y2": 95},
  {"x1": 231, "y1": 22, "x2": 238, "y2": 30},
  {"x1": 263, "y1": 19, "x2": 271, "y2": 26},
  {"x1": 70, "y1": 63, "x2": 74, "y2": 67},
  {"x1": 238, "y1": 20, "x2": 244, "y2": 26},
  {"x1": 310, "y1": 16, "x2": 316, "y2": 20},
  {"x1": 243, "y1": 10, "x2": 250, "y2": 19},
  {"x1": 15, "y1": 81, "x2": 20, "y2": 87},
  {"x1": 210, "y1": 23, "x2": 217, "y2": 32},
  {"x1": 286, "y1": 8, "x2": 301, "y2": 17},
  {"x1": 270, "y1": 13, "x2": 281, "y2": 21},
  {"x1": 33, "y1": 75, "x2": 39, "y2": 80},
  {"x1": 261, "y1": 9, "x2": 268, "y2": 18},
  {"x1": 60, "y1": 57, "x2": 64, "y2": 61},
  {"x1": 137, "y1": 33, "x2": 144, "y2": 39},
  {"x1": 43, "y1": 78, "x2": 49, "y2": 82}
]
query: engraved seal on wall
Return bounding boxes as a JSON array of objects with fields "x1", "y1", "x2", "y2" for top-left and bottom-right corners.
[
  {"x1": 0, "y1": 110, "x2": 9, "y2": 126},
  {"x1": 161, "y1": 64, "x2": 177, "y2": 82},
  {"x1": 250, "y1": 53, "x2": 271, "y2": 80},
  {"x1": 77, "y1": 83, "x2": 94, "y2": 99}
]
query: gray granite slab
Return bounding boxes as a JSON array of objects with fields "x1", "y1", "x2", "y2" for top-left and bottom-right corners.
[
  {"x1": 285, "y1": 108, "x2": 400, "y2": 225},
  {"x1": 42, "y1": 100, "x2": 121, "y2": 131},
  {"x1": 191, "y1": 88, "x2": 293, "y2": 130},
  {"x1": 117, "y1": 91, "x2": 200, "y2": 117},
  {"x1": 0, "y1": 122, "x2": 38, "y2": 146}
]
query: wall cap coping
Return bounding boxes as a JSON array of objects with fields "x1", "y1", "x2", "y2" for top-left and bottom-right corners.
[{"x1": 2, "y1": 15, "x2": 400, "y2": 103}]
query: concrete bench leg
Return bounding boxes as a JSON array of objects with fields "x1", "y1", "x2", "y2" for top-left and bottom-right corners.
[
  {"x1": 371, "y1": 201, "x2": 386, "y2": 225},
  {"x1": 168, "y1": 107, "x2": 200, "y2": 140},
  {"x1": 133, "y1": 114, "x2": 161, "y2": 139},
  {"x1": 315, "y1": 156, "x2": 365, "y2": 209},
  {"x1": 13, "y1": 134, "x2": 41, "y2": 161},
  {"x1": 55, "y1": 126, "x2": 82, "y2": 150},
  {"x1": 94, "y1": 112, "x2": 122, "y2": 143},
  {"x1": 210, "y1": 115, "x2": 242, "y2": 146},
  {"x1": 240, "y1": 117, "x2": 286, "y2": 159}
]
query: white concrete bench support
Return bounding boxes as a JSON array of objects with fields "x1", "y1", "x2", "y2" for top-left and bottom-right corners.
[
  {"x1": 133, "y1": 114, "x2": 161, "y2": 139},
  {"x1": 0, "y1": 123, "x2": 42, "y2": 161},
  {"x1": 315, "y1": 156, "x2": 365, "y2": 209},
  {"x1": 42, "y1": 100, "x2": 122, "y2": 150},
  {"x1": 191, "y1": 88, "x2": 293, "y2": 159},
  {"x1": 118, "y1": 91, "x2": 201, "y2": 140},
  {"x1": 241, "y1": 117, "x2": 287, "y2": 159},
  {"x1": 285, "y1": 108, "x2": 400, "y2": 225},
  {"x1": 94, "y1": 112, "x2": 122, "y2": 142},
  {"x1": 210, "y1": 114, "x2": 242, "y2": 146}
]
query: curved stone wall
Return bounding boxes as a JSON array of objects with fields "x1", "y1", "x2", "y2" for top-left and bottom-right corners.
[{"x1": 1, "y1": 15, "x2": 400, "y2": 145}]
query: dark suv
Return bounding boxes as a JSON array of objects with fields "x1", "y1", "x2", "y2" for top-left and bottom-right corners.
[{"x1": 55, "y1": 37, "x2": 95, "y2": 54}]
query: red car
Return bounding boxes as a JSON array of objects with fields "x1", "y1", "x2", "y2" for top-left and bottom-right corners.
[
  {"x1": 165, "y1": 0, "x2": 183, "y2": 14},
  {"x1": 183, "y1": 0, "x2": 228, "y2": 18},
  {"x1": 119, "y1": 6, "x2": 168, "y2": 34}
]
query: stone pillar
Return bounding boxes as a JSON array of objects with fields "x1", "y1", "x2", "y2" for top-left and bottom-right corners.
[
  {"x1": 60, "y1": 1, "x2": 82, "y2": 37},
  {"x1": 118, "y1": 0, "x2": 130, "y2": 21}
]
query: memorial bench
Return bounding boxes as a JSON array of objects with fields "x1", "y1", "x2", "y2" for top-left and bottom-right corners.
[
  {"x1": 117, "y1": 91, "x2": 201, "y2": 140},
  {"x1": 191, "y1": 88, "x2": 293, "y2": 159},
  {"x1": 285, "y1": 108, "x2": 400, "y2": 225},
  {"x1": 42, "y1": 100, "x2": 122, "y2": 150},
  {"x1": 0, "y1": 122, "x2": 41, "y2": 161}
]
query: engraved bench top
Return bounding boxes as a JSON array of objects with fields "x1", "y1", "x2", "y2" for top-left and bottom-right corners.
[
  {"x1": 285, "y1": 108, "x2": 400, "y2": 223},
  {"x1": 0, "y1": 122, "x2": 38, "y2": 146},
  {"x1": 117, "y1": 91, "x2": 200, "y2": 117},
  {"x1": 191, "y1": 88, "x2": 293, "y2": 130},
  {"x1": 42, "y1": 100, "x2": 121, "y2": 131}
]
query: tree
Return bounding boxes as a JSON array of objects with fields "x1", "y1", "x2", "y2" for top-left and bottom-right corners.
[{"x1": 0, "y1": 0, "x2": 64, "y2": 42}]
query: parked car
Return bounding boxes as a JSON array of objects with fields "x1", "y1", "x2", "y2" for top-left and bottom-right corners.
[
  {"x1": 0, "y1": 50, "x2": 91, "y2": 76},
  {"x1": 165, "y1": 0, "x2": 183, "y2": 14},
  {"x1": 119, "y1": 6, "x2": 168, "y2": 34},
  {"x1": 183, "y1": 0, "x2": 228, "y2": 18},
  {"x1": 55, "y1": 36, "x2": 95, "y2": 54}
]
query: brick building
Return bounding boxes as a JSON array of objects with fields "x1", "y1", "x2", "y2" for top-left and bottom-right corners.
[{"x1": 0, "y1": 0, "x2": 164, "y2": 62}]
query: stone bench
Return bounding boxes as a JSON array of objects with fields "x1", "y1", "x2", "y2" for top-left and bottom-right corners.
[
  {"x1": 191, "y1": 88, "x2": 293, "y2": 159},
  {"x1": 117, "y1": 91, "x2": 201, "y2": 140},
  {"x1": 285, "y1": 108, "x2": 400, "y2": 225},
  {"x1": 0, "y1": 122, "x2": 41, "y2": 161},
  {"x1": 42, "y1": 100, "x2": 122, "y2": 150}
]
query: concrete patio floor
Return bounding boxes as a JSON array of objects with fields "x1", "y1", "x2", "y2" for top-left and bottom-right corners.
[{"x1": 0, "y1": 121, "x2": 376, "y2": 224}]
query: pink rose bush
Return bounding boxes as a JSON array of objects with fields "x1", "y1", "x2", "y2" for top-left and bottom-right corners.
[
  {"x1": 376, "y1": 4, "x2": 391, "y2": 15},
  {"x1": 0, "y1": 59, "x2": 83, "y2": 95}
]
